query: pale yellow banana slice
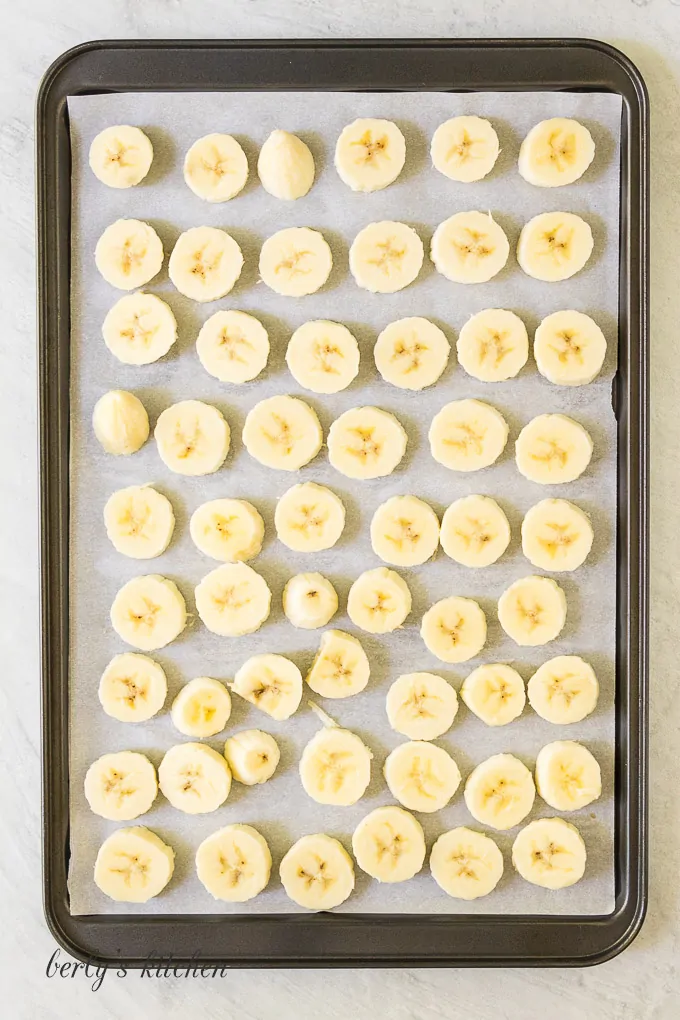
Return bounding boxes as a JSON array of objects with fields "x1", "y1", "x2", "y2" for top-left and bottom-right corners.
[
  {"x1": 498, "y1": 575, "x2": 567, "y2": 647},
  {"x1": 522, "y1": 498, "x2": 593, "y2": 571},
  {"x1": 306, "y1": 629, "x2": 370, "y2": 699},
  {"x1": 258, "y1": 130, "x2": 315, "y2": 200},
  {"x1": 440, "y1": 494, "x2": 510, "y2": 568},
  {"x1": 464, "y1": 753, "x2": 535, "y2": 830},
  {"x1": 110, "y1": 574, "x2": 186, "y2": 651},
  {"x1": 84, "y1": 751, "x2": 157, "y2": 821},
  {"x1": 171, "y1": 677, "x2": 232, "y2": 738},
  {"x1": 98, "y1": 652, "x2": 167, "y2": 722},
  {"x1": 196, "y1": 310, "x2": 270, "y2": 383},
  {"x1": 102, "y1": 292, "x2": 177, "y2": 365},
  {"x1": 347, "y1": 566, "x2": 411, "y2": 634},
  {"x1": 286, "y1": 320, "x2": 360, "y2": 394},
  {"x1": 429, "y1": 399, "x2": 509, "y2": 473},
  {"x1": 223, "y1": 730, "x2": 280, "y2": 785},
  {"x1": 535, "y1": 740, "x2": 602, "y2": 811},
  {"x1": 386, "y1": 672, "x2": 458, "y2": 741},
  {"x1": 370, "y1": 495, "x2": 440, "y2": 567},
  {"x1": 283, "y1": 573, "x2": 338, "y2": 630},
  {"x1": 89, "y1": 125, "x2": 154, "y2": 189},
  {"x1": 243, "y1": 395, "x2": 323, "y2": 471},
  {"x1": 93, "y1": 390, "x2": 149, "y2": 456},
  {"x1": 349, "y1": 221, "x2": 424, "y2": 293},
  {"x1": 183, "y1": 133, "x2": 248, "y2": 202},
  {"x1": 195, "y1": 562, "x2": 271, "y2": 637},
  {"x1": 299, "y1": 716, "x2": 372, "y2": 806},
  {"x1": 259, "y1": 227, "x2": 332, "y2": 297},
  {"x1": 352, "y1": 806, "x2": 426, "y2": 883},
  {"x1": 512, "y1": 817, "x2": 586, "y2": 889},
  {"x1": 275, "y1": 482, "x2": 345, "y2": 552},
  {"x1": 158, "y1": 742, "x2": 231, "y2": 814},
  {"x1": 431, "y1": 211, "x2": 509, "y2": 284},
  {"x1": 515, "y1": 413, "x2": 593, "y2": 485},
  {"x1": 327, "y1": 406, "x2": 407, "y2": 480},
  {"x1": 430, "y1": 827, "x2": 504, "y2": 900},
  {"x1": 534, "y1": 310, "x2": 607, "y2": 385},
  {"x1": 384, "y1": 740, "x2": 461, "y2": 813},
  {"x1": 196, "y1": 824, "x2": 271, "y2": 902},
  {"x1": 335, "y1": 118, "x2": 406, "y2": 192},
  {"x1": 527, "y1": 655, "x2": 599, "y2": 725},
  {"x1": 431, "y1": 116, "x2": 500, "y2": 183},
  {"x1": 517, "y1": 212, "x2": 593, "y2": 282},
  {"x1": 457, "y1": 309, "x2": 529, "y2": 382},
  {"x1": 518, "y1": 118, "x2": 595, "y2": 188},
  {"x1": 374, "y1": 317, "x2": 450, "y2": 391},
  {"x1": 190, "y1": 498, "x2": 264, "y2": 562},
  {"x1": 168, "y1": 226, "x2": 244, "y2": 301},
  {"x1": 460, "y1": 664, "x2": 526, "y2": 726},
  {"x1": 232, "y1": 653, "x2": 302, "y2": 720},
  {"x1": 421, "y1": 596, "x2": 487, "y2": 663},
  {"x1": 104, "y1": 484, "x2": 175, "y2": 559},
  {"x1": 94, "y1": 827, "x2": 174, "y2": 903},
  {"x1": 155, "y1": 399, "x2": 230, "y2": 476},
  {"x1": 280, "y1": 833, "x2": 355, "y2": 909},
  {"x1": 95, "y1": 219, "x2": 164, "y2": 290}
]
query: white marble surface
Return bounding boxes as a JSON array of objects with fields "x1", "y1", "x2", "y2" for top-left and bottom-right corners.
[{"x1": 1, "y1": 1, "x2": 678, "y2": 1016}]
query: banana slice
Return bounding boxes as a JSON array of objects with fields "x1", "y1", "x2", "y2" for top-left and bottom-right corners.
[
  {"x1": 299, "y1": 715, "x2": 372, "y2": 806},
  {"x1": 196, "y1": 310, "x2": 270, "y2": 383},
  {"x1": 168, "y1": 226, "x2": 244, "y2": 301},
  {"x1": 464, "y1": 753, "x2": 535, "y2": 830},
  {"x1": 429, "y1": 399, "x2": 508, "y2": 473},
  {"x1": 421, "y1": 596, "x2": 487, "y2": 663},
  {"x1": 430, "y1": 827, "x2": 504, "y2": 900},
  {"x1": 518, "y1": 118, "x2": 595, "y2": 188},
  {"x1": 258, "y1": 130, "x2": 315, "y2": 200},
  {"x1": 102, "y1": 292, "x2": 177, "y2": 365},
  {"x1": 95, "y1": 219, "x2": 164, "y2": 291},
  {"x1": 522, "y1": 498, "x2": 593, "y2": 571},
  {"x1": 223, "y1": 730, "x2": 280, "y2": 785},
  {"x1": 183, "y1": 133, "x2": 248, "y2": 202},
  {"x1": 286, "y1": 320, "x2": 360, "y2": 394},
  {"x1": 283, "y1": 573, "x2": 338, "y2": 630},
  {"x1": 190, "y1": 498, "x2": 264, "y2": 562},
  {"x1": 384, "y1": 740, "x2": 461, "y2": 813},
  {"x1": 535, "y1": 740, "x2": 602, "y2": 811},
  {"x1": 460, "y1": 664, "x2": 526, "y2": 726},
  {"x1": 259, "y1": 227, "x2": 332, "y2": 297},
  {"x1": 517, "y1": 212, "x2": 593, "y2": 282},
  {"x1": 370, "y1": 495, "x2": 440, "y2": 567},
  {"x1": 93, "y1": 390, "x2": 149, "y2": 456},
  {"x1": 89, "y1": 125, "x2": 154, "y2": 189},
  {"x1": 352, "y1": 806, "x2": 426, "y2": 883},
  {"x1": 306, "y1": 629, "x2": 370, "y2": 699},
  {"x1": 110, "y1": 575, "x2": 186, "y2": 651},
  {"x1": 155, "y1": 399, "x2": 230, "y2": 476},
  {"x1": 195, "y1": 563, "x2": 271, "y2": 637},
  {"x1": 94, "y1": 827, "x2": 174, "y2": 903},
  {"x1": 516, "y1": 413, "x2": 593, "y2": 485},
  {"x1": 104, "y1": 485, "x2": 175, "y2": 559},
  {"x1": 347, "y1": 566, "x2": 411, "y2": 634},
  {"x1": 527, "y1": 655, "x2": 599, "y2": 724},
  {"x1": 498, "y1": 575, "x2": 567, "y2": 647},
  {"x1": 431, "y1": 211, "x2": 509, "y2": 284},
  {"x1": 98, "y1": 652, "x2": 167, "y2": 722},
  {"x1": 196, "y1": 824, "x2": 272, "y2": 902},
  {"x1": 232, "y1": 653, "x2": 302, "y2": 720},
  {"x1": 440, "y1": 494, "x2": 510, "y2": 568},
  {"x1": 457, "y1": 309, "x2": 529, "y2": 382},
  {"x1": 534, "y1": 310, "x2": 607, "y2": 385},
  {"x1": 512, "y1": 817, "x2": 586, "y2": 889},
  {"x1": 159, "y1": 742, "x2": 232, "y2": 814},
  {"x1": 280, "y1": 834, "x2": 355, "y2": 910},
  {"x1": 374, "y1": 317, "x2": 451, "y2": 391},
  {"x1": 335, "y1": 118, "x2": 406, "y2": 192},
  {"x1": 327, "y1": 406, "x2": 407, "y2": 480},
  {"x1": 243, "y1": 395, "x2": 323, "y2": 471},
  {"x1": 84, "y1": 751, "x2": 157, "y2": 821},
  {"x1": 275, "y1": 482, "x2": 345, "y2": 552},
  {"x1": 349, "y1": 221, "x2": 424, "y2": 293},
  {"x1": 171, "y1": 677, "x2": 232, "y2": 738},
  {"x1": 386, "y1": 672, "x2": 458, "y2": 741},
  {"x1": 431, "y1": 116, "x2": 500, "y2": 183}
]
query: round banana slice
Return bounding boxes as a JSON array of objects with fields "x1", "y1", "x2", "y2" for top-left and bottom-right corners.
[
  {"x1": 93, "y1": 389, "x2": 149, "y2": 456},
  {"x1": 460, "y1": 664, "x2": 526, "y2": 726},
  {"x1": 259, "y1": 227, "x2": 332, "y2": 297},
  {"x1": 243, "y1": 395, "x2": 323, "y2": 471},
  {"x1": 517, "y1": 212, "x2": 593, "y2": 282},
  {"x1": 431, "y1": 116, "x2": 500, "y2": 183},
  {"x1": 515, "y1": 414, "x2": 593, "y2": 485},
  {"x1": 327, "y1": 406, "x2": 407, "y2": 480},
  {"x1": 171, "y1": 677, "x2": 232, "y2": 738},
  {"x1": 196, "y1": 310, "x2": 270, "y2": 384},
  {"x1": 349, "y1": 221, "x2": 424, "y2": 293},
  {"x1": 374, "y1": 317, "x2": 450, "y2": 391},
  {"x1": 384, "y1": 740, "x2": 461, "y2": 814},
  {"x1": 232, "y1": 653, "x2": 302, "y2": 720},
  {"x1": 527, "y1": 655, "x2": 599, "y2": 725},
  {"x1": 335, "y1": 118, "x2": 406, "y2": 192},
  {"x1": 110, "y1": 574, "x2": 186, "y2": 651},
  {"x1": 159, "y1": 742, "x2": 231, "y2": 814},
  {"x1": 196, "y1": 825, "x2": 272, "y2": 902},
  {"x1": 420, "y1": 596, "x2": 487, "y2": 664},
  {"x1": 155, "y1": 399, "x2": 230, "y2": 476},
  {"x1": 223, "y1": 730, "x2": 280, "y2": 785},
  {"x1": 258, "y1": 129, "x2": 315, "y2": 200},
  {"x1": 440, "y1": 495, "x2": 510, "y2": 568},
  {"x1": 498, "y1": 575, "x2": 567, "y2": 647},
  {"x1": 512, "y1": 817, "x2": 586, "y2": 889},
  {"x1": 386, "y1": 672, "x2": 458, "y2": 741},
  {"x1": 95, "y1": 219, "x2": 164, "y2": 291},
  {"x1": 534, "y1": 310, "x2": 607, "y2": 385},
  {"x1": 457, "y1": 309, "x2": 529, "y2": 382},
  {"x1": 190, "y1": 498, "x2": 264, "y2": 562},
  {"x1": 195, "y1": 563, "x2": 271, "y2": 637},
  {"x1": 464, "y1": 753, "x2": 535, "y2": 830},
  {"x1": 98, "y1": 652, "x2": 167, "y2": 722},
  {"x1": 535, "y1": 740, "x2": 602, "y2": 812},
  {"x1": 518, "y1": 118, "x2": 595, "y2": 188},
  {"x1": 347, "y1": 566, "x2": 411, "y2": 635},
  {"x1": 370, "y1": 495, "x2": 440, "y2": 567},
  {"x1": 102, "y1": 292, "x2": 177, "y2": 365},
  {"x1": 286, "y1": 320, "x2": 360, "y2": 394},
  {"x1": 89, "y1": 125, "x2": 154, "y2": 189},
  {"x1": 169, "y1": 226, "x2": 244, "y2": 301},
  {"x1": 84, "y1": 751, "x2": 157, "y2": 821},
  {"x1": 280, "y1": 834, "x2": 355, "y2": 909},
  {"x1": 183, "y1": 133, "x2": 248, "y2": 202},
  {"x1": 283, "y1": 573, "x2": 338, "y2": 630},
  {"x1": 275, "y1": 482, "x2": 345, "y2": 552},
  {"x1": 94, "y1": 827, "x2": 174, "y2": 903},
  {"x1": 352, "y1": 806, "x2": 426, "y2": 883},
  {"x1": 429, "y1": 399, "x2": 509, "y2": 473},
  {"x1": 306, "y1": 629, "x2": 370, "y2": 699},
  {"x1": 430, "y1": 827, "x2": 504, "y2": 900},
  {"x1": 522, "y1": 498, "x2": 593, "y2": 571},
  {"x1": 104, "y1": 485, "x2": 175, "y2": 560},
  {"x1": 431, "y1": 211, "x2": 509, "y2": 284},
  {"x1": 299, "y1": 724, "x2": 372, "y2": 806}
]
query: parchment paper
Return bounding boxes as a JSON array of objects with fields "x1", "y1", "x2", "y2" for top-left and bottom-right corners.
[{"x1": 67, "y1": 90, "x2": 621, "y2": 916}]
